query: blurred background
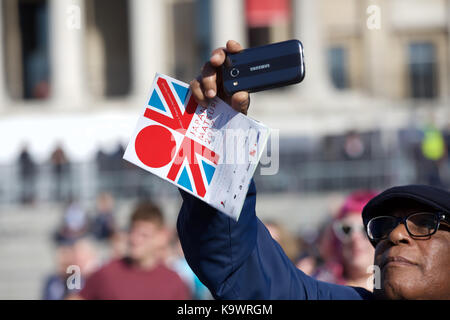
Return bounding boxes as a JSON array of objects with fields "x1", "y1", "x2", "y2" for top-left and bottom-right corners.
[{"x1": 0, "y1": 0, "x2": 449, "y2": 299}]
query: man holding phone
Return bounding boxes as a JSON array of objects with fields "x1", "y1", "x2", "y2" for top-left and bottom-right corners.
[{"x1": 178, "y1": 40, "x2": 450, "y2": 300}]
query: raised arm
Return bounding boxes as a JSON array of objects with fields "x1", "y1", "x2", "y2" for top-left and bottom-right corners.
[
  {"x1": 178, "y1": 40, "x2": 372, "y2": 300},
  {"x1": 177, "y1": 180, "x2": 372, "y2": 300}
]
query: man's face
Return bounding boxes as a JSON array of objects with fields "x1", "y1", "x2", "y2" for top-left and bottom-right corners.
[
  {"x1": 373, "y1": 204, "x2": 450, "y2": 300},
  {"x1": 128, "y1": 220, "x2": 168, "y2": 262}
]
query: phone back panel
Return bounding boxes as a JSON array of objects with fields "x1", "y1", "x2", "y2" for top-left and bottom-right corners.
[{"x1": 222, "y1": 39, "x2": 305, "y2": 95}]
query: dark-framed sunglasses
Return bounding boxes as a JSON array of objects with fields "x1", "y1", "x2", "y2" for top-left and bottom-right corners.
[{"x1": 366, "y1": 211, "x2": 449, "y2": 243}]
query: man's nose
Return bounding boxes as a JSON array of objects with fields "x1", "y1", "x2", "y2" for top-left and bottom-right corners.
[{"x1": 387, "y1": 222, "x2": 411, "y2": 245}]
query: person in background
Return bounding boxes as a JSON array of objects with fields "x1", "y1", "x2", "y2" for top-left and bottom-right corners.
[
  {"x1": 50, "y1": 143, "x2": 70, "y2": 202},
  {"x1": 54, "y1": 200, "x2": 90, "y2": 243},
  {"x1": 69, "y1": 201, "x2": 191, "y2": 300},
  {"x1": 91, "y1": 192, "x2": 116, "y2": 241},
  {"x1": 109, "y1": 229, "x2": 128, "y2": 260},
  {"x1": 295, "y1": 253, "x2": 318, "y2": 277},
  {"x1": 294, "y1": 223, "x2": 328, "y2": 277},
  {"x1": 312, "y1": 191, "x2": 377, "y2": 290},
  {"x1": 342, "y1": 131, "x2": 366, "y2": 161},
  {"x1": 18, "y1": 144, "x2": 36, "y2": 204},
  {"x1": 444, "y1": 122, "x2": 450, "y2": 185},
  {"x1": 43, "y1": 236, "x2": 99, "y2": 300},
  {"x1": 419, "y1": 123, "x2": 447, "y2": 187},
  {"x1": 42, "y1": 241, "x2": 74, "y2": 300},
  {"x1": 166, "y1": 235, "x2": 212, "y2": 300},
  {"x1": 264, "y1": 220, "x2": 301, "y2": 263}
]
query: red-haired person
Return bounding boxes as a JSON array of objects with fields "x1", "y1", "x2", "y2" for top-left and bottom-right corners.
[{"x1": 309, "y1": 192, "x2": 377, "y2": 290}]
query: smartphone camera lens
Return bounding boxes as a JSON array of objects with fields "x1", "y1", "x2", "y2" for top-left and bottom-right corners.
[{"x1": 230, "y1": 68, "x2": 239, "y2": 77}]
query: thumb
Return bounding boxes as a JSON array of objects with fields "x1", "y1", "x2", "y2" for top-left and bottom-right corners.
[{"x1": 231, "y1": 91, "x2": 250, "y2": 115}]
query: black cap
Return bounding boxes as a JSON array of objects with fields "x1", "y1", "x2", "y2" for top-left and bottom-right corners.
[{"x1": 362, "y1": 184, "x2": 450, "y2": 230}]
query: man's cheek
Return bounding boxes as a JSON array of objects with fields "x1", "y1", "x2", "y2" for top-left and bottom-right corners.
[{"x1": 382, "y1": 265, "x2": 421, "y2": 290}]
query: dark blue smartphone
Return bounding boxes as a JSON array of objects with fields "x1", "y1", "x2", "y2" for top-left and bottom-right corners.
[{"x1": 222, "y1": 39, "x2": 305, "y2": 96}]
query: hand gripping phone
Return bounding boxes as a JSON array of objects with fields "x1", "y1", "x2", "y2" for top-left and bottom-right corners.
[{"x1": 222, "y1": 39, "x2": 305, "y2": 96}]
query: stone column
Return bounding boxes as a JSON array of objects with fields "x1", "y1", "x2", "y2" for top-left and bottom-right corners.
[
  {"x1": 0, "y1": 0, "x2": 7, "y2": 109},
  {"x1": 362, "y1": 0, "x2": 389, "y2": 98},
  {"x1": 129, "y1": 0, "x2": 168, "y2": 97},
  {"x1": 292, "y1": 0, "x2": 335, "y2": 100},
  {"x1": 49, "y1": 0, "x2": 86, "y2": 106},
  {"x1": 447, "y1": 0, "x2": 450, "y2": 100},
  {"x1": 2, "y1": 0, "x2": 23, "y2": 100},
  {"x1": 211, "y1": 0, "x2": 246, "y2": 49}
]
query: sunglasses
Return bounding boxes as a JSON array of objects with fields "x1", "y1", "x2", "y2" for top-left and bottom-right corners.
[
  {"x1": 333, "y1": 221, "x2": 367, "y2": 242},
  {"x1": 366, "y1": 211, "x2": 449, "y2": 244}
]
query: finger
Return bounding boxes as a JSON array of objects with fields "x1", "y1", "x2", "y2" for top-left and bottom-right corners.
[
  {"x1": 209, "y1": 47, "x2": 226, "y2": 68},
  {"x1": 226, "y1": 40, "x2": 244, "y2": 54},
  {"x1": 189, "y1": 79, "x2": 207, "y2": 107},
  {"x1": 201, "y1": 62, "x2": 217, "y2": 99},
  {"x1": 231, "y1": 91, "x2": 250, "y2": 115}
]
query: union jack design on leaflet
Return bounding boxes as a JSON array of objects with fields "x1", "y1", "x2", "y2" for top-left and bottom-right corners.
[{"x1": 134, "y1": 75, "x2": 219, "y2": 198}]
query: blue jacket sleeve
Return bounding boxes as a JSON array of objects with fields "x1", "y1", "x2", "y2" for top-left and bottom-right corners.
[{"x1": 177, "y1": 180, "x2": 373, "y2": 300}]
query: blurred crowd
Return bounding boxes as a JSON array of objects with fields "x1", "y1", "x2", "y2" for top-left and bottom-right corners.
[
  {"x1": 265, "y1": 191, "x2": 378, "y2": 291},
  {"x1": 41, "y1": 186, "x2": 383, "y2": 299},
  {"x1": 16, "y1": 122, "x2": 450, "y2": 206},
  {"x1": 11, "y1": 120, "x2": 450, "y2": 299},
  {"x1": 42, "y1": 192, "x2": 211, "y2": 300}
]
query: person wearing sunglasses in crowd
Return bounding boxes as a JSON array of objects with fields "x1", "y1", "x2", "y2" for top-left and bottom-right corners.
[
  {"x1": 177, "y1": 40, "x2": 450, "y2": 300},
  {"x1": 302, "y1": 191, "x2": 377, "y2": 291}
]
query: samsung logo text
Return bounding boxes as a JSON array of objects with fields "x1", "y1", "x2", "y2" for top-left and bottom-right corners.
[{"x1": 250, "y1": 64, "x2": 270, "y2": 72}]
